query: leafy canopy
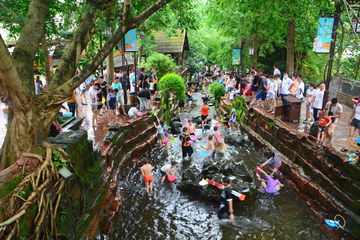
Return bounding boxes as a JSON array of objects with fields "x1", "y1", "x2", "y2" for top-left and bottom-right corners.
[
  {"x1": 158, "y1": 73, "x2": 186, "y2": 100},
  {"x1": 145, "y1": 53, "x2": 179, "y2": 80}
]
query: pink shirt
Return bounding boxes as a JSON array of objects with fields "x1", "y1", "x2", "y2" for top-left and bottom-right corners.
[{"x1": 213, "y1": 131, "x2": 223, "y2": 144}]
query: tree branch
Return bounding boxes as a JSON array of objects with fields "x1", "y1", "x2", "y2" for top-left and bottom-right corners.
[
  {"x1": 12, "y1": 0, "x2": 50, "y2": 95},
  {"x1": 122, "y1": 0, "x2": 131, "y2": 29},
  {"x1": 0, "y1": 3, "x2": 18, "y2": 18},
  {"x1": 51, "y1": 1, "x2": 115, "y2": 87},
  {"x1": 56, "y1": 0, "x2": 175, "y2": 94},
  {"x1": 0, "y1": 17, "x2": 24, "y2": 26},
  {"x1": 41, "y1": 32, "x2": 52, "y2": 85},
  {"x1": 131, "y1": 0, "x2": 174, "y2": 28},
  {"x1": 0, "y1": 34, "x2": 28, "y2": 107}
]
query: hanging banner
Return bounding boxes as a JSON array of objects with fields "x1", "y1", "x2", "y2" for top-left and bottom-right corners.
[
  {"x1": 124, "y1": 29, "x2": 138, "y2": 52},
  {"x1": 232, "y1": 48, "x2": 241, "y2": 65},
  {"x1": 313, "y1": 17, "x2": 334, "y2": 54}
]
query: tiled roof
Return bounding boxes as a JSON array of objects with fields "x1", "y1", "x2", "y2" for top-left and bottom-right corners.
[{"x1": 152, "y1": 29, "x2": 189, "y2": 54}]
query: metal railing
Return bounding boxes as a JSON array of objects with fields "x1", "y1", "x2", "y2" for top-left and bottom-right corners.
[{"x1": 339, "y1": 78, "x2": 360, "y2": 97}]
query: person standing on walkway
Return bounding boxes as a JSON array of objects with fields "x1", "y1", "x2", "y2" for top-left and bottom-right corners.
[
  {"x1": 341, "y1": 97, "x2": 360, "y2": 152},
  {"x1": 323, "y1": 98, "x2": 342, "y2": 145},
  {"x1": 311, "y1": 82, "x2": 325, "y2": 121},
  {"x1": 253, "y1": 74, "x2": 268, "y2": 108},
  {"x1": 280, "y1": 73, "x2": 292, "y2": 105},
  {"x1": 34, "y1": 75, "x2": 44, "y2": 95},
  {"x1": 217, "y1": 176, "x2": 234, "y2": 220},
  {"x1": 89, "y1": 83, "x2": 101, "y2": 127},
  {"x1": 137, "y1": 89, "x2": 155, "y2": 112},
  {"x1": 273, "y1": 64, "x2": 281, "y2": 76},
  {"x1": 111, "y1": 77, "x2": 127, "y2": 116},
  {"x1": 67, "y1": 91, "x2": 77, "y2": 117},
  {"x1": 2, "y1": 103, "x2": 8, "y2": 128},
  {"x1": 79, "y1": 81, "x2": 88, "y2": 105},
  {"x1": 304, "y1": 83, "x2": 315, "y2": 123},
  {"x1": 250, "y1": 70, "x2": 260, "y2": 104}
]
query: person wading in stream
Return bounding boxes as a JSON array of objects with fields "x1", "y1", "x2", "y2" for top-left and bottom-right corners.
[
  {"x1": 188, "y1": 119, "x2": 197, "y2": 137},
  {"x1": 160, "y1": 161, "x2": 177, "y2": 184},
  {"x1": 217, "y1": 176, "x2": 234, "y2": 220},
  {"x1": 256, "y1": 151, "x2": 282, "y2": 174},
  {"x1": 179, "y1": 127, "x2": 193, "y2": 161},
  {"x1": 141, "y1": 158, "x2": 153, "y2": 196}
]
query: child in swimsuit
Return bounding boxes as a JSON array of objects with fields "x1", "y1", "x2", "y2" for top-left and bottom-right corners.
[
  {"x1": 229, "y1": 109, "x2": 236, "y2": 130},
  {"x1": 163, "y1": 125, "x2": 170, "y2": 151},
  {"x1": 206, "y1": 135, "x2": 216, "y2": 161},
  {"x1": 140, "y1": 158, "x2": 153, "y2": 196}
]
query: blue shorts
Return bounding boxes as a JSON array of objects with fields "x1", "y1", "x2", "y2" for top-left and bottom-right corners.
[
  {"x1": 209, "y1": 150, "x2": 216, "y2": 159},
  {"x1": 256, "y1": 92, "x2": 266, "y2": 101},
  {"x1": 226, "y1": 87, "x2": 234, "y2": 94},
  {"x1": 268, "y1": 92, "x2": 276, "y2": 99},
  {"x1": 81, "y1": 89, "x2": 86, "y2": 94},
  {"x1": 109, "y1": 103, "x2": 116, "y2": 110},
  {"x1": 264, "y1": 187, "x2": 278, "y2": 194}
]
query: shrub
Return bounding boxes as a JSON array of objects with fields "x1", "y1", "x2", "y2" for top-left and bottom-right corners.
[
  {"x1": 158, "y1": 73, "x2": 186, "y2": 100},
  {"x1": 209, "y1": 82, "x2": 225, "y2": 103},
  {"x1": 145, "y1": 53, "x2": 179, "y2": 80}
]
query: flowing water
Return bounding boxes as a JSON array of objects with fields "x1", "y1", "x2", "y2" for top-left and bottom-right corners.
[{"x1": 107, "y1": 93, "x2": 328, "y2": 240}]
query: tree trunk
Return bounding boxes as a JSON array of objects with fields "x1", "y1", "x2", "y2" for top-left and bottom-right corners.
[
  {"x1": 286, "y1": 19, "x2": 295, "y2": 76},
  {"x1": 0, "y1": 100, "x2": 60, "y2": 170},
  {"x1": 252, "y1": 30, "x2": 258, "y2": 68},
  {"x1": 107, "y1": 49, "x2": 114, "y2": 85}
]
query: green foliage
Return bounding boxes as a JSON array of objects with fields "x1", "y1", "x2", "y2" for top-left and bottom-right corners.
[
  {"x1": 233, "y1": 96, "x2": 247, "y2": 126},
  {"x1": 209, "y1": 82, "x2": 225, "y2": 103},
  {"x1": 53, "y1": 150, "x2": 67, "y2": 168},
  {"x1": 145, "y1": 53, "x2": 179, "y2": 80},
  {"x1": 158, "y1": 73, "x2": 186, "y2": 100},
  {"x1": 0, "y1": 173, "x2": 23, "y2": 198}
]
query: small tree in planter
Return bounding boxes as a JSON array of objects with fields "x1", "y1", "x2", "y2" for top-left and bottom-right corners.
[
  {"x1": 145, "y1": 53, "x2": 179, "y2": 80},
  {"x1": 209, "y1": 82, "x2": 226, "y2": 105},
  {"x1": 158, "y1": 73, "x2": 186, "y2": 124}
]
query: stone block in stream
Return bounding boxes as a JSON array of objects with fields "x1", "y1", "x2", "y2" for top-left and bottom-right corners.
[
  {"x1": 223, "y1": 130, "x2": 245, "y2": 145},
  {"x1": 222, "y1": 159, "x2": 253, "y2": 182},
  {"x1": 170, "y1": 121, "x2": 182, "y2": 134},
  {"x1": 177, "y1": 165, "x2": 203, "y2": 194}
]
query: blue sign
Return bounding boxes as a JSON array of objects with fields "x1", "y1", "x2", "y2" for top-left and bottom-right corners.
[
  {"x1": 232, "y1": 48, "x2": 241, "y2": 65},
  {"x1": 125, "y1": 29, "x2": 138, "y2": 52},
  {"x1": 313, "y1": 17, "x2": 334, "y2": 54}
]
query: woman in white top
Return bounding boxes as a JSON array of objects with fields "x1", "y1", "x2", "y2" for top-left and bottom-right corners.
[
  {"x1": 342, "y1": 98, "x2": 360, "y2": 152},
  {"x1": 305, "y1": 83, "x2": 315, "y2": 123},
  {"x1": 209, "y1": 115, "x2": 219, "y2": 135}
]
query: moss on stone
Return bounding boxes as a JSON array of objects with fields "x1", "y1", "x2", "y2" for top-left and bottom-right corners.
[{"x1": 19, "y1": 205, "x2": 38, "y2": 237}]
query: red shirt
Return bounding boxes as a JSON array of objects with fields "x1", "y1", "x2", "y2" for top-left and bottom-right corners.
[{"x1": 201, "y1": 105, "x2": 210, "y2": 116}]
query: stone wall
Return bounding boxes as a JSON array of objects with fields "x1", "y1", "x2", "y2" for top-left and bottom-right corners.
[
  {"x1": 219, "y1": 99, "x2": 360, "y2": 239},
  {"x1": 0, "y1": 112, "x2": 158, "y2": 239}
]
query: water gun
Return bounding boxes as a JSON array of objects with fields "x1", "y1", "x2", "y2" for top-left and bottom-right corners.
[
  {"x1": 151, "y1": 108, "x2": 156, "y2": 116},
  {"x1": 343, "y1": 158, "x2": 354, "y2": 163},
  {"x1": 205, "y1": 179, "x2": 246, "y2": 201},
  {"x1": 207, "y1": 105, "x2": 214, "y2": 110},
  {"x1": 254, "y1": 165, "x2": 264, "y2": 172},
  {"x1": 196, "y1": 140, "x2": 206, "y2": 149}
]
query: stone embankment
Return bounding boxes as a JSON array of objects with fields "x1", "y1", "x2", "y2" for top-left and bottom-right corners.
[
  {"x1": 0, "y1": 112, "x2": 158, "y2": 239},
  {"x1": 220, "y1": 97, "x2": 360, "y2": 239}
]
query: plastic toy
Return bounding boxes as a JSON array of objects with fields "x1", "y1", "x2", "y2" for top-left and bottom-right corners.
[
  {"x1": 204, "y1": 179, "x2": 246, "y2": 201},
  {"x1": 190, "y1": 135, "x2": 197, "y2": 141},
  {"x1": 168, "y1": 175, "x2": 176, "y2": 182},
  {"x1": 325, "y1": 215, "x2": 345, "y2": 230},
  {"x1": 200, "y1": 151, "x2": 207, "y2": 157},
  {"x1": 63, "y1": 112, "x2": 73, "y2": 117},
  {"x1": 343, "y1": 158, "x2": 354, "y2": 163}
]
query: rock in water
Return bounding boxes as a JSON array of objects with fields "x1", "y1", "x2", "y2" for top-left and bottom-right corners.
[
  {"x1": 170, "y1": 121, "x2": 182, "y2": 134},
  {"x1": 223, "y1": 130, "x2": 244, "y2": 145},
  {"x1": 310, "y1": 121, "x2": 319, "y2": 138},
  {"x1": 177, "y1": 165, "x2": 203, "y2": 193}
]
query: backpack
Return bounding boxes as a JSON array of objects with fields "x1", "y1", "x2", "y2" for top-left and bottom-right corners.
[{"x1": 300, "y1": 81, "x2": 307, "y2": 97}]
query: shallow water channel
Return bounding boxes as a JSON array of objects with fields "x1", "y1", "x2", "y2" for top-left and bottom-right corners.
[
  {"x1": 108, "y1": 136, "x2": 328, "y2": 239},
  {"x1": 105, "y1": 93, "x2": 328, "y2": 239}
]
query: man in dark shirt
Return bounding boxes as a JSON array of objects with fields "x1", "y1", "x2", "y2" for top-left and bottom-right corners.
[
  {"x1": 217, "y1": 176, "x2": 234, "y2": 220},
  {"x1": 139, "y1": 68, "x2": 145, "y2": 90},
  {"x1": 201, "y1": 94, "x2": 209, "y2": 104},
  {"x1": 253, "y1": 73, "x2": 269, "y2": 108},
  {"x1": 137, "y1": 89, "x2": 155, "y2": 112},
  {"x1": 250, "y1": 71, "x2": 259, "y2": 103}
]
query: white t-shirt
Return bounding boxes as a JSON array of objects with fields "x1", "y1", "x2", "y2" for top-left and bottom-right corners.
[
  {"x1": 355, "y1": 105, "x2": 360, "y2": 120},
  {"x1": 41, "y1": 76, "x2": 47, "y2": 87},
  {"x1": 313, "y1": 89, "x2": 325, "y2": 109},
  {"x1": 274, "y1": 68, "x2": 281, "y2": 76},
  {"x1": 296, "y1": 81, "x2": 305, "y2": 99},
  {"x1": 2, "y1": 104, "x2": 8, "y2": 124},
  {"x1": 89, "y1": 87, "x2": 98, "y2": 105},
  {"x1": 325, "y1": 102, "x2": 343, "y2": 122},
  {"x1": 306, "y1": 89, "x2": 315, "y2": 104},
  {"x1": 80, "y1": 82, "x2": 86, "y2": 91},
  {"x1": 269, "y1": 81, "x2": 277, "y2": 95},
  {"x1": 281, "y1": 77, "x2": 292, "y2": 95},
  {"x1": 103, "y1": 69, "x2": 107, "y2": 82},
  {"x1": 128, "y1": 107, "x2": 137, "y2": 117},
  {"x1": 161, "y1": 164, "x2": 172, "y2": 173}
]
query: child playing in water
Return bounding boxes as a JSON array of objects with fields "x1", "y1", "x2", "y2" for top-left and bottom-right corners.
[
  {"x1": 229, "y1": 109, "x2": 237, "y2": 130},
  {"x1": 213, "y1": 126, "x2": 226, "y2": 153},
  {"x1": 201, "y1": 101, "x2": 210, "y2": 132},
  {"x1": 128, "y1": 103, "x2": 140, "y2": 118},
  {"x1": 317, "y1": 110, "x2": 331, "y2": 148},
  {"x1": 209, "y1": 115, "x2": 219, "y2": 135},
  {"x1": 163, "y1": 125, "x2": 170, "y2": 151},
  {"x1": 140, "y1": 158, "x2": 153, "y2": 196},
  {"x1": 179, "y1": 127, "x2": 193, "y2": 161},
  {"x1": 257, "y1": 151, "x2": 282, "y2": 174},
  {"x1": 154, "y1": 118, "x2": 164, "y2": 146},
  {"x1": 187, "y1": 89, "x2": 193, "y2": 112},
  {"x1": 257, "y1": 167, "x2": 284, "y2": 194},
  {"x1": 160, "y1": 161, "x2": 178, "y2": 184},
  {"x1": 206, "y1": 135, "x2": 216, "y2": 161},
  {"x1": 188, "y1": 119, "x2": 197, "y2": 137},
  {"x1": 217, "y1": 176, "x2": 234, "y2": 220}
]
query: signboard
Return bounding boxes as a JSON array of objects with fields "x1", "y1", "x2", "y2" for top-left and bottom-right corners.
[
  {"x1": 351, "y1": 12, "x2": 360, "y2": 34},
  {"x1": 124, "y1": 29, "x2": 138, "y2": 52},
  {"x1": 232, "y1": 48, "x2": 241, "y2": 65},
  {"x1": 313, "y1": 17, "x2": 334, "y2": 54},
  {"x1": 264, "y1": 123, "x2": 269, "y2": 131}
]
